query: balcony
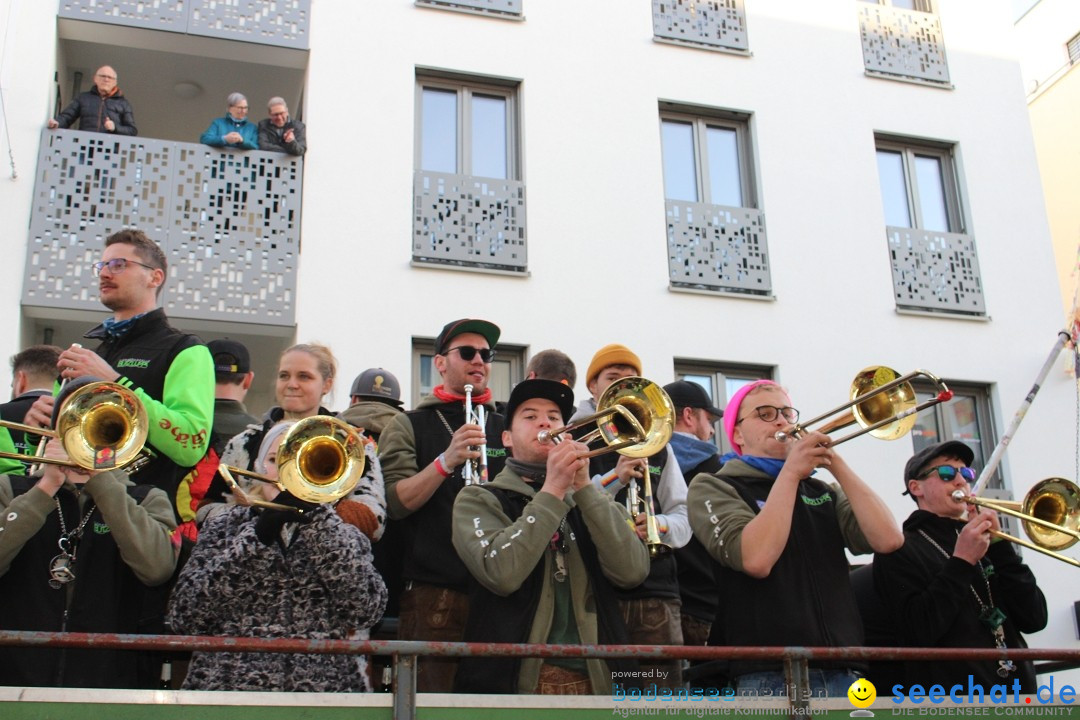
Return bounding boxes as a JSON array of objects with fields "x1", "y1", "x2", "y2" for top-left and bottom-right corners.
[
  {"x1": 666, "y1": 200, "x2": 772, "y2": 296},
  {"x1": 887, "y1": 226, "x2": 985, "y2": 315},
  {"x1": 858, "y1": 2, "x2": 951, "y2": 87},
  {"x1": 412, "y1": 170, "x2": 528, "y2": 273},
  {"x1": 59, "y1": 0, "x2": 310, "y2": 50},
  {"x1": 23, "y1": 130, "x2": 303, "y2": 327}
]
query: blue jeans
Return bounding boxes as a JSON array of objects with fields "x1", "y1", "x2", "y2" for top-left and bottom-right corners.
[{"x1": 736, "y1": 669, "x2": 861, "y2": 699}]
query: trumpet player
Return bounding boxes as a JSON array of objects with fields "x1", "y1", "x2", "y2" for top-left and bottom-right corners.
[
  {"x1": 452, "y1": 379, "x2": 648, "y2": 694},
  {"x1": 867, "y1": 441, "x2": 1047, "y2": 693},
  {"x1": 687, "y1": 380, "x2": 902, "y2": 697},
  {"x1": 378, "y1": 317, "x2": 506, "y2": 692},
  {"x1": 572, "y1": 344, "x2": 689, "y2": 690}
]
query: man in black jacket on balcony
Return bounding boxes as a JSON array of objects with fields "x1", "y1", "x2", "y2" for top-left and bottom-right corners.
[
  {"x1": 257, "y1": 97, "x2": 306, "y2": 156},
  {"x1": 47, "y1": 66, "x2": 137, "y2": 136}
]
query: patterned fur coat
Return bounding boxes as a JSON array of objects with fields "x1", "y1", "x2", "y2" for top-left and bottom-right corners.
[{"x1": 167, "y1": 504, "x2": 387, "y2": 691}]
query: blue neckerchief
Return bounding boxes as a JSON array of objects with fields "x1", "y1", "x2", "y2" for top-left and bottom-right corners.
[
  {"x1": 101, "y1": 312, "x2": 145, "y2": 339},
  {"x1": 738, "y1": 455, "x2": 790, "y2": 478}
]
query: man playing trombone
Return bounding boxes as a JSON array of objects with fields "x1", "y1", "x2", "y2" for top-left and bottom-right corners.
[
  {"x1": 687, "y1": 380, "x2": 903, "y2": 697},
  {"x1": 868, "y1": 441, "x2": 1047, "y2": 692}
]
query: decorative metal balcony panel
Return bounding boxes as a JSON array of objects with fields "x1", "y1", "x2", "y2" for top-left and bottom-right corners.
[
  {"x1": 666, "y1": 200, "x2": 771, "y2": 295},
  {"x1": 24, "y1": 130, "x2": 302, "y2": 326},
  {"x1": 59, "y1": 0, "x2": 310, "y2": 49},
  {"x1": 653, "y1": 0, "x2": 748, "y2": 52},
  {"x1": 413, "y1": 170, "x2": 527, "y2": 272},
  {"x1": 858, "y1": 2, "x2": 950, "y2": 85},
  {"x1": 415, "y1": 0, "x2": 522, "y2": 19},
  {"x1": 887, "y1": 226, "x2": 984, "y2": 315}
]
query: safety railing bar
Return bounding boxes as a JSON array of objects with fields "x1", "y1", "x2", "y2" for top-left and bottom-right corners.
[{"x1": 0, "y1": 631, "x2": 1078, "y2": 663}]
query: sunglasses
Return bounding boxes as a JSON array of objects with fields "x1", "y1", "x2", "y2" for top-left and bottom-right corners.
[
  {"x1": 92, "y1": 258, "x2": 158, "y2": 276},
  {"x1": 443, "y1": 346, "x2": 495, "y2": 363},
  {"x1": 918, "y1": 465, "x2": 976, "y2": 483}
]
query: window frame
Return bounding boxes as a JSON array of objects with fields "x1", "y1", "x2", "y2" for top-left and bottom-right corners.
[
  {"x1": 1068, "y1": 31, "x2": 1080, "y2": 66},
  {"x1": 415, "y1": 73, "x2": 520, "y2": 181},
  {"x1": 659, "y1": 106, "x2": 757, "y2": 209},
  {"x1": 410, "y1": 337, "x2": 525, "y2": 408},
  {"x1": 674, "y1": 359, "x2": 775, "y2": 454},
  {"x1": 875, "y1": 136, "x2": 965, "y2": 234}
]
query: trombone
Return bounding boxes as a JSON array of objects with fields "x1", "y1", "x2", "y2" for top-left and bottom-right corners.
[
  {"x1": 0, "y1": 381, "x2": 149, "y2": 472},
  {"x1": 775, "y1": 366, "x2": 953, "y2": 446},
  {"x1": 538, "y1": 376, "x2": 675, "y2": 557},
  {"x1": 219, "y1": 415, "x2": 365, "y2": 514},
  {"x1": 953, "y1": 478, "x2": 1080, "y2": 568}
]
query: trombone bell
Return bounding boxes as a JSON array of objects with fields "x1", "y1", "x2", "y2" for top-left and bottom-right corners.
[{"x1": 953, "y1": 478, "x2": 1080, "y2": 565}]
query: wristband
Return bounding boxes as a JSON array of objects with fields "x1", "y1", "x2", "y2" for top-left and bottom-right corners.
[{"x1": 433, "y1": 453, "x2": 451, "y2": 478}]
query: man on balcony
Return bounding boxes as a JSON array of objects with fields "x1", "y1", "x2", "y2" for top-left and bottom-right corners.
[
  {"x1": 258, "y1": 97, "x2": 306, "y2": 156},
  {"x1": 46, "y1": 66, "x2": 137, "y2": 136},
  {"x1": 200, "y1": 93, "x2": 258, "y2": 150}
]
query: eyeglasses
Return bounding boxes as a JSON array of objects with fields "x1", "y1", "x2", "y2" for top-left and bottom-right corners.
[
  {"x1": 95, "y1": 73, "x2": 116, "y2": 80},
  {"x1": 443, "y1": 346, "x2": 495, "y2": 363},
  {"x1": 918, "y1": 465, "x2": 976, "y2": 483},
  {"x1": 92, "y1": 258, "x2": 158, "y2": 276},
  {"x1": 736, "y1": 405, "x2": 799, "y2": 425},
  {"x1": 232, "y1": 105, "x2": 249, "y2": 111}
]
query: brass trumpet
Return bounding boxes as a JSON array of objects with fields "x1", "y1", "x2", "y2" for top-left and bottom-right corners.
[
  {"x1": 219, "y1": 415, "x2": 365, "y2": 514},
  {"x1": 0, "y1": 381, "x2": 149, "y2": 471},
  {"x1": 538, "y1": 376, "x2": 675, "y2": 556},
  {"x1": 953, "y1": 478, "x2": 1080, "y2": 568},
  {"x1": 775, "y1": 366, "x2": 953, "y2": 446}
]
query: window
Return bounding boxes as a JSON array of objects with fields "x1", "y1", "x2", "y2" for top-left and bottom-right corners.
[
  {"x1": 411, "y1": 338, "x2": 524, "y2": 408},
  {"x1": 875, "y1": 136, "x2": 985, "y2": 315},
  {"x1": 418, "y1": 78, "x2": 517, "y2": 180},
  {"x1": 875, "y1": 139, "x2": 962, "y2": 233},
  {"x1": 909, "y1": 380, "x2": 1016, "y2": 533},
  {"x1": 413, "y1": 73, "x2": 527, "y2": 272},
  {"x1": 675, "y1": 360, "x2": 775, "y2": 454},
  {"x1": 661, "y1": 105, "x2": 771, "y2": 296},
  {"x1": 1068, "y1": 31, "x2": 1080, "y2": 65},
  {"x1": 661, "y1": 111, "x2": 755, "y2": 209}
]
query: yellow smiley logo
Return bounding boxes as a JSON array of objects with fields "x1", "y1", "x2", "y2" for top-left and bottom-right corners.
[{"x1": 848, "y1": 678, "x2": 877, "y2": 709}]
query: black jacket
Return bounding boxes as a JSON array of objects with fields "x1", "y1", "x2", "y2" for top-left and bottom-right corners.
[
  {"x1": 54, "y1": 87, "x2": 137, "y2": 135},
  {"x1": 706, "y1": 469, "x2": 866, "y2": 677},
  {"x1": 872, "y1": 510, "x2": 1048, "y2": 693},
  {"x1": 84, "y1": 308, "x2": 213, "y2": 518}
]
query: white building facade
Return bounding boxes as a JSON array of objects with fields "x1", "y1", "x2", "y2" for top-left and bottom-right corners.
[{"x1": 0, "y1": 0, "x2": 1078, "y2": 675}]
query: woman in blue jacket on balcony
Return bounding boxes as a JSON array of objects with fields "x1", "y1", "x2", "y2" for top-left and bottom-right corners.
[{"x1": 200, "y1": 92, "x2": 258, "y2": 150}]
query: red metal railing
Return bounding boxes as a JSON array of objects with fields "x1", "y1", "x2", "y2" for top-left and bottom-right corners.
[{"x1": 1, "y1": 631, "x2": 1078, "y2": 720}]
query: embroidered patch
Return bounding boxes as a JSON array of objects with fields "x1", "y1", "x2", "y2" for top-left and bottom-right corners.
[{"x1": 116, "y1": 358, "x2": 151, "y2": 369}]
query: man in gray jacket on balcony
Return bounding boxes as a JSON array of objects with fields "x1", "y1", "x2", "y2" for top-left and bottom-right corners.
[
  {"x1": 47, "y1": 65, "x2": 137, "y2": 136},
  {"x1": 257, "y1": 97, "x2": 306, "y2": 156}
]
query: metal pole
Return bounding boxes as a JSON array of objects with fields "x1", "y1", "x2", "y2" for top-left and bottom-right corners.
[
  {"x1": 393, "y1": 653, "x2": 416, "y2": 720},
  {"x1": 783, "y1": 656, "x2": 810, "y2": 718},
  {"x1": 971, "y1": 330, "x2": 1072, "y2": 496}
]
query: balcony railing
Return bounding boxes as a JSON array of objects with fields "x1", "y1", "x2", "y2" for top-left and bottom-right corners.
[
  {"x1": 23, "y1": 129, "x2": 303, "y2": 327},
  {"x1": 58, "y1": 0, "x2": 310, "y2": 50},
  {"x1": 666, "y1": 200, "x2": 772, "y2": 296},
  {"x1": 415, "y1": 0, "x2": 523, "y2": 19},
  {"x1": 887, "y1": 226, "x2": 985, "y2": 315},
  {"x1": 653, "y1": 0, "x2": 750, "y2": 54},
  {"x1": 412, "y1": 170, "x2": 528, "y2": 273},
  {"x1": 858, "y1": 2, "x2": 950, "y2": 86}
]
